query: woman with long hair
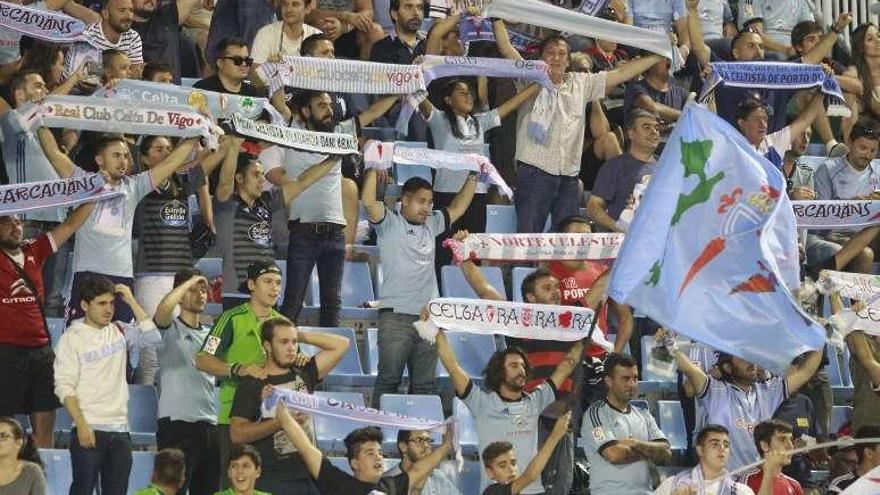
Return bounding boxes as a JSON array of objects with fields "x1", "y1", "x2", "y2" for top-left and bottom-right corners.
[
  {"x1": 847, "y1": 23, "x2": 880, "y2": 139},
  {"x1": 0, "y1": 418, "x2": 46, "y2": 495}
]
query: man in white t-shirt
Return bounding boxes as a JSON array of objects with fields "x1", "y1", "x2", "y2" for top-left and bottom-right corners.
[{"x1": 251, "y1": 0, "x2": 322, "y2": 68}]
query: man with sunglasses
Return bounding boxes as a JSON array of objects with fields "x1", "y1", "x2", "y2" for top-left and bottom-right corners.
[
  {"x1": 383, "y1": 430, "x2": 462, "y2": 495},
  {"x1": 194, "y1": 36, "x2": 261, "y2": 96}
]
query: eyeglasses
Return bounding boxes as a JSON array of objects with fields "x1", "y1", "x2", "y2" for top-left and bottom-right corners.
[
  {"x1": 407, "y1": 437, "x2": 432, "y2": 445},
  {"x1": 220, "y1": 56, "x2": 254, "y2": 67}
]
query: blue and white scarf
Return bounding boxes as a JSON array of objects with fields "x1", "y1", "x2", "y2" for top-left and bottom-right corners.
[
  {"x1": 0, "y1": 174, "x2": 120, "y2": 215},
  {"x1": 669, "y1": 466, "x2": 739, "y2": 495},
  {"x1": 0, "y1": 1, "x2": 87, "y2": 43},
  {"x1": 98, "y1": 80, "x2": 270, "y2": 120}
]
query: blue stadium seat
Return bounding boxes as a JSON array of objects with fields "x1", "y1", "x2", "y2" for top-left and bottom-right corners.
[
  {"x1": 128, "y1": 451, "x2": 156, "y2": 494},
  {"x1": 40, "y1": 449, "x2": 72, "y2": 495},
  {"x1": 657, "y1": 400, "x2": 687, "y2": 452},
  {"x1": 47, "y1": 317, "x2": 65, "y2": 348},
  {"x1": 310, "y1": 262, "x2": 378, "y2": 320},
  {"x1": 366, "y1": 328, "x2": 380, "y2": 376},
  {"x1": 329, "y1": 456, "x2": 353, "y2": 474},
  {"x1": 277, "y1": 260, "x2": 287, "y2": 306},
  {"x1": 436, "y1": 333, "x2": 496, "y2": 378},
  {"x1": 54, "y1": 407, "x2": 74, "y2": 440},
  {"x1": 298, "y1": 327, "x2": 372, "y2": 387},
  {"x1": 128, "y1": 385, "x2": 158, "y2": 446},
  {"x1": 313, "y1": 391, "x2": 366, "y2": 451},
  {"x1": 826, "y1": 346, "x2": 854, "y2": 401},
  {"x1": 60, "y1": 252, "x2": 74, "y2": 303},
  {"x1": 179, "y1": 77, "x2": 199, "y2": 87},
  {"x1": 511, "y1": 267, "x2": 534, "y2": 302},
  {"x1": 440, "y1": 265, "x2": 504, "y2": 299},
  {"x1": 453, "y1": 398, "x2": 479, "y2": 456},
  {"x1": 486, "y1": 205, "x2": 517, "y2": 233},
  {"x1": 458, "y1": 460, "x2": 482, "y2": 495},
  {"x1": 379, "y1": 394, "x2": 444, "y2": 452},
  {"x1": 831, "y1": 406, "x2": 852, "y2": 434},
  {"x1": 632, "y1": 400, "x2": 649, "y2": 411}
]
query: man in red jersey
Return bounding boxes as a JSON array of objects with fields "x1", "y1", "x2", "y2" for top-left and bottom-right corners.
[
  {"x1": 0, "y1": 202, "x2": 95, "y2": 447},
  {"x1": 741, "y1": 420, "x2": 804, "y2": 495}
]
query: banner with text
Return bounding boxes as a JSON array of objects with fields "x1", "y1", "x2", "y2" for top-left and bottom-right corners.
[
  {"x1": 100, "y1": 80, "x2": 269, "y2": 120},
  {"x1": 261, "y1": 388, "x2": 445, "y2": 430},
  {"x1": 792, "y1": 200, "x2": 880, "y2": 230},
  {"x1": 444, "y1": 233, "x2": 624, "y2": 264},
  {"x1": 227, "y1": 114, "x2": 359, "y2": 155},
  {"x1": 0, "y1": 174, "x2": 120, "y2": 215},
  {"x1": 0, "y1": 1, "x2": 87, "y2": 43}
]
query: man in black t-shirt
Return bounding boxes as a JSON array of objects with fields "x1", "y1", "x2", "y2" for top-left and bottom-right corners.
[
  {"x1": 481, "y1": 412, "x2": 570, "y2": 495},
  {"x1": 276, "y1": 407, "x2": 452, "y2": 495},
  {"x1": 229, "y1": 316, "x2": 350, "y2": 495},
  {"x1": 194, "y1": 37, "x2": 261, "y2": 96}
]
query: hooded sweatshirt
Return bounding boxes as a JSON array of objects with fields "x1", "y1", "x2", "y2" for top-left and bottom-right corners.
[{"x1": 54, "y1": 318, "x2": 161, "y2": 429}]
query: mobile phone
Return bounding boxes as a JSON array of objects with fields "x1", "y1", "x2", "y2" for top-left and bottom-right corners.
[{"x1": 86, "y1": 61, "x2": 105, "y2": 77}]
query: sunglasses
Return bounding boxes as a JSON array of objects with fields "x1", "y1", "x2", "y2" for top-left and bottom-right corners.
[{"x1": 220, "y1": 56, "x2": 254, "y2": 67}]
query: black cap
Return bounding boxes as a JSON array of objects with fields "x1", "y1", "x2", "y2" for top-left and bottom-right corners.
[{"x1": 238, "y1": 260, "x2": 282, "y2": 293}]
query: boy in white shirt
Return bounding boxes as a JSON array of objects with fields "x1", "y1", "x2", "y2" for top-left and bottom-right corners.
[{"x1": 54, "y1": 276, "x2": 161, "y2": 495}]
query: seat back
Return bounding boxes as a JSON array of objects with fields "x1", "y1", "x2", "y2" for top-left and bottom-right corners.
[
  {"x1": 298, "y1": 327, "x2": 363, "y2": 375},
  {"x1": 440, "y1": 265, "x2": 504, "y2": 299},
  {"x1": 313, "y1": 391, "x2": 366, "y2": 451},
  {"x1": 379, "y1": 394, "x2": 444, "y2": 448},
  {"x1": 658, "y1": 400, "x2": 687, "y2": 451}
]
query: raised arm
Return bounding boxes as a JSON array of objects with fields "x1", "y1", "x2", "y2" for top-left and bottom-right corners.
[
  {"x1": 785, "y1": 349, "x2": 823, "y2": 395},
  {"x1": 115, "y1": 284, "x2": 150, "y2": 324},
  {"x1": 426, "y1": 13, "x2": 462, "y2": 55},
  {"x1": 405, "y1": 426, "x2": 453, "y2": 487},
  {"x1": 298, "y1": 330, "x2": 350, "y2": 380},
  {"x1": 214, "y1": 138, "x2": 242, "y2": 202},
  {"x1": 609, "y1": 299, "x2": 633, "y2": 354},
  {"x1": 800, "y1": 13, "x2": 852, "y2": 65},
  {"x1": 548, "y1": 340, "x2": 585, "y2": 390},
  {"x1": 37, "y1": 127, "x2": 76, "y2": 178},
  {"x1": 153, "y1": 274, "x2": 207, "y2": 328},
  {"x1": 496, "y1": 83, "x2": 540, "y2": 120},
  {"x1": 847, "y1": 329, "x2": 880, "y2": 387},
  {"x1": 361, "y1": 168, "x2": 386, "y2": 223},
  {"x1": 666, "y1": 330, "x2": 709, "y2": 395},
  {"x1": 199, "y1": 136, "x2": 240, "y2": 175},
  {"x1": 605, "y1": 54, "x2": 664, "y2": 94},
  {"x1": 50, "y1": 202, "x2": 96, "y2": 247},
  {"x1": 491, "y1": 18, "x2": 524, "y2": 61},
  {"x1": 445, "y1": 173, "x2": 477, "y2": 224},
  {"x1": 635, "y1": 93, "x2": 682, "y2": 122},
  {"x1": 451, "y1": 230, "x2": 504, "y2": 300},
  {"x1": 686, "y1": 0, "x2": 710, "y2": 67},
  {"x1": 280, "y1": 156, "x2": 341, "y2": 205},
  {"x1": 149, "y1": 138, "x2": 199, "y2": 186},
  {"x1": 277, "y1": 405, "x2": 324, "y2": 479},
  {"x1": 511, "y1": 412, "x2": 570, "y2": 494},
  {"x1": 357, "y1": 95, "x2": 401, "y2": 127},
  {"x1": 435, "y1": 329, "x2": 471, "y2": 396},
  {"x1": 788, "y1": 92, "x2": 825, "y2": 140}
]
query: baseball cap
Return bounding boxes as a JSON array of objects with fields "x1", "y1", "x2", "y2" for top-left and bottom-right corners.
[{"x1": 238, "y1": 260, "x2": 282, "y2": 293}]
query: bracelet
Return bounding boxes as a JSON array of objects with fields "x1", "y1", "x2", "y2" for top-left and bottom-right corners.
[{"x1": 230, "y1": 363, "x2": 241, "y2": 377}]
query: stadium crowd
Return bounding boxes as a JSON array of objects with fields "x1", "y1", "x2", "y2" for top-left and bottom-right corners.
[{"x1": 1, "y1": 0, "x2": 880, "y2": 493}]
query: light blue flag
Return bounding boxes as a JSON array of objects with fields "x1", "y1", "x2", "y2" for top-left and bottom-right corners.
[{"x1": 608, "y1": 103, "x2": 826, "y2": 373}]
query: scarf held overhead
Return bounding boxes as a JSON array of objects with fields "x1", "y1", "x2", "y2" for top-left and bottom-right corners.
[
  {"x1": 226, "y1": 114, "x2": 359, "y2": 155},
  {"x1": 0, "y1": 174, "x2": 120, "y2": 215},
  {"x1": 0, "y1": 1, "x2": 87, "y2": 43},
  {"x1": 99, "y1": 80, "x2": 270, "y2": 120},
  {"x1": 415, "y1": 297, "x2": 610, "y2": 350},
  {"x1": 791, "y1": 200, "x2": 880, "y2": 230},
  {"x1": 29, "y1": 95, "x2": 221, "y2": 149},
  {"x1": 444, "y1": 233, "x2": 624, "y2": 264},
  {"x1": 363, "y1": 140, "x2": 512, "y2": 197},
  {"x1": 261, "y1": 388, "x2": 445, "y2": 430}
]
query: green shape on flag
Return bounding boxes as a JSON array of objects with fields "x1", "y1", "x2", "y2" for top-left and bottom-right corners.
[
  {"x1": 671, "y1": 139, "x2": 724, "y2": 225},
  {"x1": 646, "y1": 259, "x2": 663, "y2": 287}
]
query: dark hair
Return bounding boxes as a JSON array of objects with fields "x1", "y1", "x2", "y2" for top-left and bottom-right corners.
[
  {"x1": 520, "y1": 267, "x2": 553, "y2": 301},
  {"x1": 101, "y1": 48, "x2": 127, "y2": 68},
  {"x1": 791, "y1": 20, "x2": 824, "y2": 49},
  {"x1": 483, "y1": 346, "x2": 532, "y2": 393},
  {"x1": 293, "y1": 89, "x2": 331, "y2": 110},
  {"x1": 731, "y1": 28, "x2": 761, "y2": 53},
  {"x1": 439, "y1": 79, "x2": 479, "y2": 140},
  {"x1": 854, "y1": 425, "x2": 880, "y2": 463},
  {"x1": 344, "y1": 427, "x2": 383, "y2": 461},
  {"x1": 228, "y1": 444, "x2": 262, "y2": 469},
  {"x1": 735, "y1": 98, "x2": 768, "y2": 125},
  {"x1": 173, "y1": 267, "x2": 203, "y2": 288},
  {"x1": 626, "y1": 109, "x2": 659, "y2": 130},
  {"x1": 20, "y1": 41, "x2": 63, "y2": 89},
  {"x1": 260, "y1": 316, "x2": 296, "y2": 343},
  {"x1": 604, "y1": 352, "x2": 638, "y2": 377},
  {"x1": 753, "y1": 419, "x2": 793, "y2": 457},
  {"x1": 695, "y1": 424, "x2": 729, "y2": 447},
  {"x1": 557, "y1": 215, "x2": 590, "y2": 233},
  {"x1": 8, "y1": 69, "x2": 43, "y2": 104},
  {"x1": 76, "y1": 276, "x2": 116, "y2": 305},
  {"x1": 218, "y1": 36, "x2": 249, "y2": 56},
  {"x1": 301, "y1": 33, "x2": 332, "y2": 56},
  {"x1": 95, "y1": 135, "x2": 129, "y2": 155},
  {"x1": 401, "y1": 177, "x2": 433, "y2": 196},
  {"x1": 539, "y1": 34, "x2": 569, "y2": 57},
  {"x1": 138, "y1": 135, "x2": 173, "y2": 158},
  {"x1": 152, "y1": 448, "x2": 186, "y2": 486},
  {"x1": 850, "y1": 119, "x2": 880, "y2": 142},
  {"x1": 0, "y1": 418, "x2": 42, "y2": 469},
  {"x1": 852, "y1": 24, "x2": 877, "y2": 115},
  {"x1": 481, "y1": 441, "x2": 514, "y2": 467},
  {"x1": 142, "y1": 61, "x2": 174, "y2": 81}
]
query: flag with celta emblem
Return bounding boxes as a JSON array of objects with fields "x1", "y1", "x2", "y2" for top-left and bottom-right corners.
[{"x1": 608, "y1": 103, "x2": 826, "y2": 373}]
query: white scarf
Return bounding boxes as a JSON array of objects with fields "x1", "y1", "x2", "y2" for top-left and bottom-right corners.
[
  {"x1": 791, "y1": 200, "x2": 880, "y2": 230},
  {"x1": 444, "y1": 233, "x2": 623, "y2": 264},
  {"x1": 226, "y1": 114, "x2": 359, "y2": 155}
]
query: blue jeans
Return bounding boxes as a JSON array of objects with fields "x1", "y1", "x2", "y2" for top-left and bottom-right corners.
[
  {"x1": 371, "y1": 311, "x2": 437, "y2": 408},
  {"x1": 69, "y1": 429, "x2": 132, "y2": 495},
  {"x1": 280, "y1": 224, "x2": 345, "y2": 327},
  {"x1": 514, "y1": 161, "x2": 581, "y2": 233},
  {"x1": 205, "y1": 0, "x2": 274, "y2": 64}
]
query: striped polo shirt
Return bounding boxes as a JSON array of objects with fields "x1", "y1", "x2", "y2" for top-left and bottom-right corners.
[{"x1": 63, "y1": 22, "x2": 144, "y2": 78}]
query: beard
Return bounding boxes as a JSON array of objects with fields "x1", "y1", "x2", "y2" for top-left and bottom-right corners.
[
  {"x1": 307, "y1": 115, "x2": 335, "y2": 133},
  {"x1": 504, "y1": 375, "x2": 525, "y2": 392}
]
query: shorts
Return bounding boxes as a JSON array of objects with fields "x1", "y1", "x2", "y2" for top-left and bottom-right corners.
[
  {"x1": 804, "y1": 233, "x2": 841, "y2": 277},
  {"x1": 0, "y1": 344, "x2": 61, "y2": 415}
]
